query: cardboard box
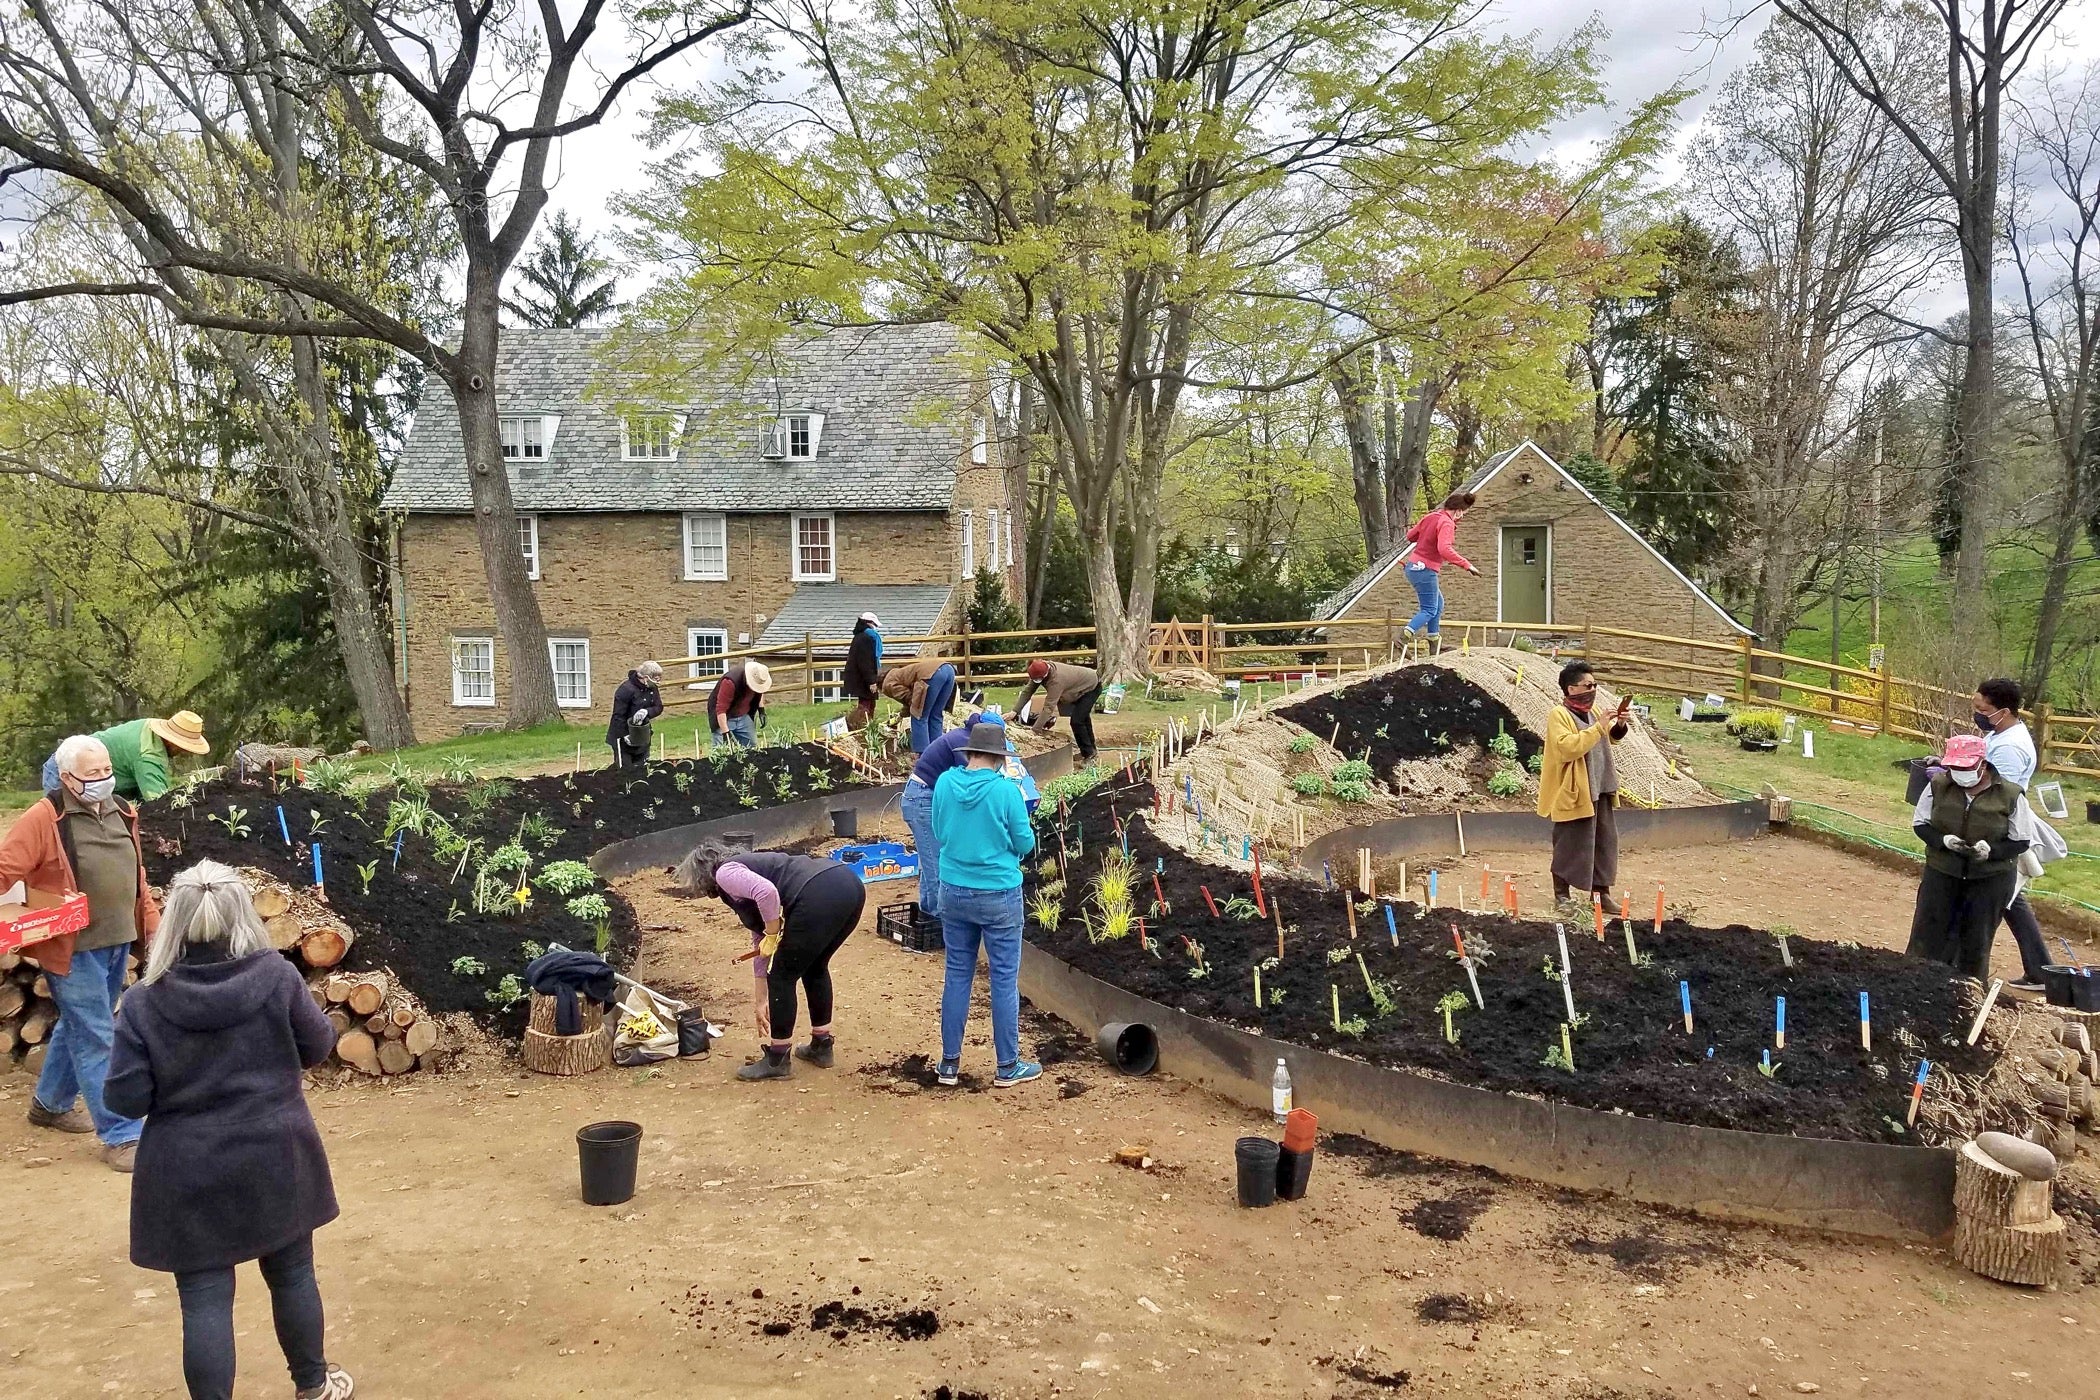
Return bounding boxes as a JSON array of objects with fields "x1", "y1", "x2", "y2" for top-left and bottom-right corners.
[{"x1": 0, "y1": 882, "x2": 91, "y2": 954}]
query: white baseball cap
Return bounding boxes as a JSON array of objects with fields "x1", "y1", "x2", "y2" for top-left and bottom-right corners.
[{"x1": 859, "y1": 612, "x2": 883, "y2": 628}]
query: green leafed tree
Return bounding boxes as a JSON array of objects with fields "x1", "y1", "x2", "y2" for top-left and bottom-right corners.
[{"x1": 504, "y1": 212, "x2": 622, "y2": 329}]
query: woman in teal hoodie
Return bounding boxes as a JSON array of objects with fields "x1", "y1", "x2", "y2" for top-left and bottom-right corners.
[{"x1": 930, "y1": 719, "x2": 1039, "y2": 1087}]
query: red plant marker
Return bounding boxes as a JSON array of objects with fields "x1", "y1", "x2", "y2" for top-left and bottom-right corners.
[
  {"x1": 1201, "y1": 885, "x2": 1220, "y2": 919},
  {"x1": 1251, "y1": 844, "x2": 1268, "y2": 917},
  {"x1": 1619, "y1": 894, "x2": 1631, "y2": 922},
  {"x1": 1152, "y1": 872, "x2": 1167, "y2": 912},
  {"x1": 1137, "y1": 916, "x2": 1147, "y2": 952},
  {"x1": 1152, "y1": 790, "x2": 1160, "y2": 816},
  {"x1": 1450, "y1": 924, "x2": 1468, "y2": 960}
]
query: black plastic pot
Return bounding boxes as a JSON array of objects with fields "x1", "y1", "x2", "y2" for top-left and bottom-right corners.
[
  {"x1": 1739, "y1": 738, "x2": 1778, "y2": 752},
  {"x1": 2042, "y1": 965, "x2": 2100, "y2": 1011},
  {"x1": 720, "y1": 830, "x2": 757, "y2": 851},
  {"x1": 1276, "y1": 1145, "x2": 1315, "y2": 1201},
  {"x1": 829, "y1": 807, "x2": 858, "y2": 838},
  {"x1": 577, "y1": 1120, "x2": 643, "y2": 1206},
  {"x1": 1096, "y1": 1020, "x2": 1159, "y2": 1075},
  {"x1": 2088, "y1": 799, "x2": 2100, "y2": 826},
  {"x1": 1235, "y1": 1136, "x2": 1280, "y2": 1207},
  {"x1": 1905, "y1": 759, "x2": 1934, "y2": 805}
]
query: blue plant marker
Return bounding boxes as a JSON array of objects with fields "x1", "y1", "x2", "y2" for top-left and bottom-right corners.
[
  {"x1": 1859, "y1": 991, "x2": 1871, "y2": 1049},
  {"x1": 1384, "y1": 903, "x2": 1397, "y2": 948},
  {"x1": 277, "y1": 805, "x2": 290, "y2": 846},
  {"x1": 392, "y1": 830, "x2": 405, "y2": 869},
  {"x1": 1428, "y1": 870, "x2": 1438, "y2": 906},
  {"x1": 312, "y1": 842, "x2": 324, "y2": 890},
  {"x1": 1915, "y1": 1059, "x2": 1932, "y2": 1085},
  {"x1": 1705, "y1": 1044, "x2": 1714, "y2": 1059},
  {"x1": 1775, "y1": 996, "x2": 1786, "y2": 1048},
  {"x1": 1322, "y1": 861, "x2": 1333, "y2": 890},
  {"x1": 1242, "y1": 836, "x2": 1250, "y2": 860},
  {"x1": 1761, "y1": 1048, "x2": 1771, "y2": 1071},
  {"x1": 1679, "y1": 980, "x2": 1693, "y2": 1033},
  {"x1": 1156, "y1": 857, "x2": 1164, "y2": 874}
]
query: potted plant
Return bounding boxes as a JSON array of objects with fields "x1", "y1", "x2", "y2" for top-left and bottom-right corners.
[{"x1": 1726, "y1": 709, "x2": 1783, "y2": 751}]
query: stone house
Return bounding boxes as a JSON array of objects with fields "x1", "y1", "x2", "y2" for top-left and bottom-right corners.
[
  {"x1": 1315, "y1": 440, "x2": 1750, "y2": 647},
  {"x1": 382, "y1": 324, "x2": 1020, "y2": 737}
]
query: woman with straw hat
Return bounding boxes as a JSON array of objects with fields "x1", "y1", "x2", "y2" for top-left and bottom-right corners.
[
  {"x1": 707, "y1": 659, "x2": 774, "y2": 749},
  {"x1": 41, "y1": 711, "x2": 211, "y2": 802},
  {"x1": 106, "y1": 860, "x2": 353, "y2": 1400}
]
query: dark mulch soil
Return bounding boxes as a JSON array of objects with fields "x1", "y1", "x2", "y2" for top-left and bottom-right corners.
[
  {"x1": 1567, "y1": 1230, "x2": 1732, "y2": 1281},
  {"x1": 1415, "y1": 1293, "x2": 1488, "y2": 1324},
  {"x1": 1027, "y1": 779, "x2": 1996, "y2": 1142},
  {"x1": 1277, "y1": 663, "x2": 1540, "y2": 775},
  {"x1": 1401, "y1": 1187, "x2": 1495, "y2": 1241},
  {"x1": 139, "y1": 746, "x2": 866, "y2": 1026}
]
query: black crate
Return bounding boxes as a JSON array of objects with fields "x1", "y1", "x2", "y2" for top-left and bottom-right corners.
[{"x1": 877, "y1": 901, "x2": 943, "y2": 954}]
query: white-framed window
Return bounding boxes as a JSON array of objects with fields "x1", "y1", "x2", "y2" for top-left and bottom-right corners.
[
  {"x1": 685, "y1": 627, "x2": 728, "y2": 687},
  {"x1": 1003, "y1": 510, "x2": 1015, "y2": 573},
  {"x1": 500, "y1": 417, "x2": 545, "y2": 460},
  {"x1": 987, "y1": 507, "x2": 1000, "y2": 571},
  {"x1": 451, "y1": 637, "x2": 495, "y2": 708},
  {"x1": 517, "y1": 513, "x2": 540, "y2": 580},
  {"x1": 971, "y1": 417, "x2": 987, "y2": 465},
  {"x1": 549, "y1": 637, "x2": 591, "y2": 708},
  {"x1": 764, "y1": 412, "x2": 825, "y2": 460},
  {"x1": 622, "y1": 413, "x2": 681, "y2": 460},
  {"x1": 961, "y1": 509, "x2": 975, "y2": 577},
  {"x1": 792, "y1": 512, "x2": 836, "y2": 581},
  {"x1": 812, "y1": 667, "x2": 843, "y2": 703},
  {"x1": 682, "y1": 512, "x2": 728, "y2": 581}
]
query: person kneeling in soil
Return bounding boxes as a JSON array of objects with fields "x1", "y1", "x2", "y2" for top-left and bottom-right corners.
[
  {"x1": 932, "y1": 721, "x2": 1041, "y2": 1087},
  {"x1": 1907, "y1": 734, "x2": 2037, "y2": 979},
  {"x1": 1537, "y1": 661, "x2": 1631, "y2": 909},
  {"x1": 106, "y1": 861, "x2": 353, "y2": 1400},
  {"x1": 675, "y1": 841, "x2": 867, "y2": 1081}
]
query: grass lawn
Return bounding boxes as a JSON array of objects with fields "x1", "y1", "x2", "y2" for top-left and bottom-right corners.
[{"x1": 1645, "y1": 704, "x2": 2100, "y2": 916}]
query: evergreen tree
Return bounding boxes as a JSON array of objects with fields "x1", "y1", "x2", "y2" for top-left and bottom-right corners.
[{"x1": 503, "y1": 212, "x2": 621, "y2": 329}]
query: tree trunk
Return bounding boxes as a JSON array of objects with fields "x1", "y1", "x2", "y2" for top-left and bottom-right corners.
[
  {"x1": 2026, "y1": 509, "x2": 2083, "y2": 705},
  {"x1": 1386, "y1": 376, "x2": 1439, "y2": 550},
  {"x1": 1331, "y1": 352, "x2": 1385, "y2": 561},
  {"x1": 450, "y1": 275, "x2": 559, "y2": 727},
  {"x1": 1027, "y1": 451, "x2": 1060, "y2": 629},
  {"x1": 1949, "y1": 197, "x2": 1998, "y2": 651}
]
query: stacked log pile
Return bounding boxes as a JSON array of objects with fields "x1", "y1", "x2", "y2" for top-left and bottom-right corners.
[
  {"x1": 313, "y1": 971, "x2": 452, "y2": 1077},
  {"x1": 0, "y1": 949, "x2": 59, "y2": 1076},
  {"x1": 1952, "y1": 1132, "x2": 2066, "y2": 1287}
]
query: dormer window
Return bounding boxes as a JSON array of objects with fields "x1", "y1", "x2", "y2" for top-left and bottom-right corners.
[
  {"x1": 764, "y1": 412, "x2": 824, "y2": 460},
  {"x1": 499, "y1": 417, "x2": 546, "y2": 460},
  {"x1": 623, "y1": 413, "x2": 681, "y2": 461}
]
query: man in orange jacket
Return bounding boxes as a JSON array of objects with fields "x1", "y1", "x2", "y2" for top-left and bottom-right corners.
[{"x1": 1, "y1": 734, "x2": 160, "y2": 1170}]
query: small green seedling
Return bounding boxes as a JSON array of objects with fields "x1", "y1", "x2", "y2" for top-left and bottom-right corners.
[
  {"x1": 450, "y1": 956, "x2": 487, "y2": 976},
  {"x1": 211, "y1": 805, "x2": 253, "y2": 838},
  {"x1": 1541, "y1": 956, "x2": 1563, "y2": 984},
  {"x1": 486, "y1": 973, "x2": 526, "y2": 1008},
  {"x1": 1486, "y1": 767, "x2": 1524, "y2": 797},
  {"x1": 1757, "y1": 1057, "x2": 1782, "y2": 1079},
  {"x1": 1542, "y1": 1040, "x2": 1575, "y2": 1072},
  {"x1": 1436, "y1": 989, "x2": 1471, "y2": 1044},
  {"x1": 1338, "y1": 1015, "x2": 1368, "y2": 1038},
  {"x1": 355, "y1": 860, "x2": 378, "y2": 895},
  {"x1": 1288, "y1": 733, "x2": 1319, "y2": 754},
  {"x1": 1326, "y1": 945, "x2": 1352, "y2": 966},
  {"x1": 1291, "y1": 772, "x2": 1327, "y2": 797},
  {"x1": 1222, "y1": 895, "x2": 1261, "y2": 922},
  {"x1": 445, "y1": 900, "x2": 465, "y2": 924}
]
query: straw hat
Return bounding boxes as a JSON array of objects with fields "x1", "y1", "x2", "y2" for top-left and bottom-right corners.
[
  {"x1": 148, "y1": 711, "x2": 211, "y2": 755},
  {"x1": 744, "y1": 661, "x2": 775, "y2": 695}
]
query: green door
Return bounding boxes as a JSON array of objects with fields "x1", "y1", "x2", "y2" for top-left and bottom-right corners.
[{"x1": 1499, "y1": 525, "x2": 1550, "y2": 624}]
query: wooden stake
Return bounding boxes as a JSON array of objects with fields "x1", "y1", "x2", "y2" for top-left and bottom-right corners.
[
  {"x1": 1345, "y1": 896, "x2": 1357, "y2": 940},
  {"x1": 1275, "y1": 899, "x2": 1285, "y2": 961},
  {"x1": 1623, "y1": 919, "x2": 1638, "y2": 966},
  {"x1": 1965, "y1": 980, "x2": 2006, "y2": 1046},
  {"x1": 1331, "y1": 983, "x2": 1342, "y2": 1031},
  {"x1": 1654, "y1": 882, "x2": 1665, "y2": 935},
  {"x1": 1455, "y1": 811, "x2": 1466, "y2": 856},
  {"x1": 1254, "y1": 966, "x2": 1262, "y2": 1009}
]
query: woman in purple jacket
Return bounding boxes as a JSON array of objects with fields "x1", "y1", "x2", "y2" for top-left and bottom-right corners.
[{"x1": 107, "y1": 861, "x2": 352, "y2": 1400}]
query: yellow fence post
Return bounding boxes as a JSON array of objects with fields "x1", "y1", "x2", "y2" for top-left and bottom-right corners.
[
  {"x1": 1878, "y1": 666, "x2": 1892, "y2": 735},
  {"x1": 2038, "y1": 703, "x2": 2053, "y2": 771},
  {"x1": 803, "y1": 633, "x2": 815, "y2": 705},
  {"x1": 1737, "y1": 634, "x2": 1754, "y2": 703}
]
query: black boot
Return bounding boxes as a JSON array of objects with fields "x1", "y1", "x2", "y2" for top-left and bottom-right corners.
[
  {"x1": 738, "y1": 1046, "x2": 793, "y2": 1081},
  {"x1": 795, "y1": 1034, "x2": 835, "y2": 1069}
]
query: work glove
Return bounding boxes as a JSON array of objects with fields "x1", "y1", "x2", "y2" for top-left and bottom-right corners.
[
  {"x1": 756, "y1": 706, "x2": 768, "y2": 729},
  {"x1": 1941, "y1": 834, "x2": 1969, "y2": 854},
  {"x1": 1967, "y1": 840, "x2": 1992, "y2": 862}
]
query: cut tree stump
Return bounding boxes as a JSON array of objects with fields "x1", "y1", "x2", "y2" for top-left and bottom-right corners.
[
  {"x1": 403, "y1": 1019, "x2": 439, "y2": 1057},
  {"x1": 31, "y1": 974, "x2": 49, "y2": 999},
  {"x1": 0, "y1": 1020, "x2": 18, "y2": 1056},
  {"x1": 344, "y1": 978, "x2": 386, "y2": 1017},
  {"x1": 251, "y1": 885, "x2": 291, "y2": 920},
  {"x1": 300, "y1": 926, "x2": 353, "y2": 970},
  {"x1": 1955, "y1": 1142, "x2": 2053, "y2": 1224},
  {"x1": 376, "y1": 1040, "x2": 415, "y2": 1075},
  {"x1": 335, "y1": 1029, "x2": 381, "y2": 1076},
  {"x1": 527, "y1": 992, "x2": 605, "y2": 1037},
  {"x1": 1953, "y1": 1212, "x2": 2067, "y2": 1287},
  {"x1": 520, "y1": 1025, "x2": 611, "y2": 1077}
]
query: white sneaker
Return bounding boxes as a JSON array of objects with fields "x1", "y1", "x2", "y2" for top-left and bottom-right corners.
[{"x1": 298, "y1": 1364, "x2": 355, "y2": 1400}]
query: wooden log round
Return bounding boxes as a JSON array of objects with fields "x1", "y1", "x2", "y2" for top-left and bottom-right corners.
[
  {"x1": 18, "y1": 1004, "x2": 56, "y2": 1045},
  {"x1": 0, "y1": 949, "x2": 19, "y2": 972},
  {"x1": 389, "y1": 1002, "x2": 419, "y2": 1030},
  {"x1": 1952, "y1": 1212, "x2": 2067, "y2": 1288},
  {"x1": 251, "y1": 886, "x2": 291, "y2": 920},
  {"x1": 0, "y1": 981, "x2": 26, "y2": 1019},
  {"x1": 323, "y1": 974, "x2": 358, "y2": 1004},
  {"x1": 520, "y1": 1025, "x2": 611, "y2": 1077},
  {"x1": 527, "y1": 992, "x2": 604, "y2": 1037},
  {"x1": 264, "y1": 915, "x2": 304, "y2": 951},
  {"x1": 343, "y1": 978, "x2": 386, "y2": 1018},
  {"x1": 403, "y1": 1019, "x2": 439, "y2": 1057},
  {"x1": 1955, "y1": 1142, "x2": 2053, "y2": 1225},
  {"x1": 300, "y1": 927, "x2": 352, "y2": 970},
  {"x1": 20, "y1": 1042, "x2": 46, "y2": 1075},
  {"x1": 0, "y1": 1021, "x2": 18, "y2": 1057},
  {"x1": 325, "y1": 1008, "x2": 353, "y2": 1037},
  {"x1": 31, "y1": 973, "x2": 49, "y2": 999},
  {"x1": 363, "y1": 1013, "x2": 390, "y2": 1036},
  {"x1": 376, "y1": 1040, "x2": 415, "y2": 1075},
  {"x1": 335, "y1": 1029, "x2": 381, "y2": 1076}
]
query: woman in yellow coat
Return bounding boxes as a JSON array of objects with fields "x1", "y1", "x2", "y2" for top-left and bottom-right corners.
[{"x1": 1535, "y1": 661, "x2": 1632, "y2": 908}]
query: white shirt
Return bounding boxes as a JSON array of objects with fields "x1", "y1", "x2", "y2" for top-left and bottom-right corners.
[{"x1": 1985, "y1": 721, "x2": 2037, "y2": 791}]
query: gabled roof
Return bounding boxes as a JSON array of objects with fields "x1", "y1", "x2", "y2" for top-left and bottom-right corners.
[
  {"x1": 757, "y1": 584, "x2": 956, "y2": 656},
  {"x1": 382, "y1": 324, "x2": 974, "y2": 514},
  {"x1": 1316, "y1": 441, "x2": 1750, "y2": 636}
]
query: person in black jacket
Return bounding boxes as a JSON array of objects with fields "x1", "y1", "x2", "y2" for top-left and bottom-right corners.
[
  {"x1": 606, "y1": 661, "x2": 665, "y2": 768},
  {"x1": 843, "y1": 612, "x2": 883, "y2": 731},
  {"x1": 106, "y1": 860, "x2": 353, "y2": 1400}
]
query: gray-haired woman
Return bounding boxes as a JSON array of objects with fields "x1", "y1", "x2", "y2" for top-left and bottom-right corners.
[{"x1": 106, "y1": 860, "x2": 352, "y2": 1400}]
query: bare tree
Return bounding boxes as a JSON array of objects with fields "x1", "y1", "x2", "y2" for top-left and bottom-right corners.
[
  {"x1": 0, "y1": 0, "x2": 749, "y2": 725},
  {"x1": 2007, "y1": 63, "x2": 2100, "y2": 703},
  {"x1": 1770, "y1": 0, "x2": 2075, "y2": 649}
]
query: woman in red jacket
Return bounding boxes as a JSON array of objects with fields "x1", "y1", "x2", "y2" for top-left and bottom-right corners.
[{"x1": 1401, "y1": 490, "x2": 1481, "y2": 643}]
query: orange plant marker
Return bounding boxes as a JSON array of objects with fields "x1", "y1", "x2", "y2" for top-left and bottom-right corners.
[
  {"x1": 1619, "y1": 894, "x2": 1631, "y2": 922},
  {"x1": 1503, "y1": 876, "x2": 1517, "y2": 917},
  {"x1": 1654, "y1": 883, "x2": 1666, "y2": 935},
  {"x1": 1593, "y1": 898, "x2": 1605, "y2": 941},
  {"x1": 1480, "y1": 865, "x2": 1492, "y2": 902}
]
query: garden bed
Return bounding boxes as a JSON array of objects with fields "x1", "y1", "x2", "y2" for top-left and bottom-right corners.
[
  {"x1": 1278, "y1": 662, "x2": 1540, "y2": 772},
  {"x1": 1027, "y1": 778, "x2": 1997, "y2": 1144},
  {"x1": 141, "y1": 744, "x2": 869, "y2": 1026}
]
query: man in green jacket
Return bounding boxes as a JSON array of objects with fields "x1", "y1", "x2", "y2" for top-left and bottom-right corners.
[{"x1": 40, "y1": 712, "x2": 211, "y2": 801}]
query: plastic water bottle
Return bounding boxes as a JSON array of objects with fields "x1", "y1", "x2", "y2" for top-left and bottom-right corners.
[{"x1": 1271, "y1": 1058, "x2": 1293, "y2": 1123}]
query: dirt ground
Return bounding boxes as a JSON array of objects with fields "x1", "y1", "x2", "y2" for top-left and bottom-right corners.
[{"x1": 6, "y1": 841, "x2": 2098, "y2": 1398}]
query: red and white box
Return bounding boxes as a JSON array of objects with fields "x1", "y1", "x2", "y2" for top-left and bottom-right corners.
[{"x1": 0, "y1": 882, "x2": 91, "y2": 955}]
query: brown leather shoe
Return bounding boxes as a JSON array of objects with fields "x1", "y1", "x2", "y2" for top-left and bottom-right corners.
[
  {"x1": 27, "y1": 1099, "x2": 94, "y2": 1134},
  {"x1": 102, "y1": 1142, "x2": 137, "y2": 1173}
]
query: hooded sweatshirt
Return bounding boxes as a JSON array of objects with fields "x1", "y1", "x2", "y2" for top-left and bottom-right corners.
[
  {"x1": 931, "y1": 762, "x2": 1036, "y2": 891},
  {"x1": 107, "y1": 949, "x2": 339, "y2": 1272}
]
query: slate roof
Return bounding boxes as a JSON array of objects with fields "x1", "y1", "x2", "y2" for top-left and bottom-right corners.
[
  {"x1": 382, "y1": 324, "x2": 975, "y2": 513},
  {"x1": 758, "y1": 584, "x2": 956, "y2": 656}
]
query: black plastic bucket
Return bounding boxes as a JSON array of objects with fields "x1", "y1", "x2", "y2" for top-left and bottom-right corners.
[
  {"x1": 1905, "y1": 759, "x2": 1933, "y2": 804},
  {"x1": 676, "y1": 1009, "x2": 712, "y2": 1058},
  {"x1": 1096, "y1": 1021, "x2": 1159, "y2": 1075},
  {"x1": 830, "y1": 807, "x2": 858, "y2": 838},
  {"x1": 2042, "y1": 965, "x2": 2100, "y2": 1011},
  {"x1": 1235, "y1": 1137, "x2": 1280, "y2": 1207},
  {"x1": 1276, "y1": 1146, "x2": 1315, "y2": 1201},
  {"x1": 720, "y1": 831, "x2": 756, "y2": 851},
  {"x1": 577, "y1": 1120, "x2": 643, "y2": 1205}
]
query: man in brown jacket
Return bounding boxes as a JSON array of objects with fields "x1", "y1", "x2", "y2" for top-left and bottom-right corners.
[
  {"x1": 878, "y1": 654, "x2": 959, "y2": 752},
  {"x1": 1017, "y1": 660, "x2": 1103, "y2": 763},
  {"x1": 1, "y1": 734, "x2": 161, "y2": 1170}
]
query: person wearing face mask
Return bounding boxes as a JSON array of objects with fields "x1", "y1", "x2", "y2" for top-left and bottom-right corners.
[
  {"x1": 1908, "y1": 733, "x2": 2038, "y2": 979},
  {"x1": 606, "y1": 661, "x2": 666, "y2": 768},
  {"x1": 1537, "y1": 661, "x2": 1633, "y2": 909},
  {"x1": 0, "y1": 734, "x2": 161, "y2": 1170},
  {"x1": 1969, "y1": 677, "x2": 2051, "y2": 992}
]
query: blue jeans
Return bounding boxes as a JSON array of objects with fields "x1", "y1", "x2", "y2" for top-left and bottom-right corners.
[
  {"x1": 938, "y1": 883, "x2": 1023, "y2": 1069},
  {"x1": 1404, "y1": 562, "x2": 1444, "y2": 635},
  {"x1": 719, "y1": 715, "x2": 757, "y2": 748},
  {"x1": 909, "y1": 666, "x2": 957, "y2": 753},
  {"x1": 900, "y1": 779, "x2": 941, "y2": 919},
  {"x1": 36, "y1": 943, "x2": 143, "y2": 1145},
  {"x1": 176, "y1": 1232, "x2": 327, "y2": 1399}
]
